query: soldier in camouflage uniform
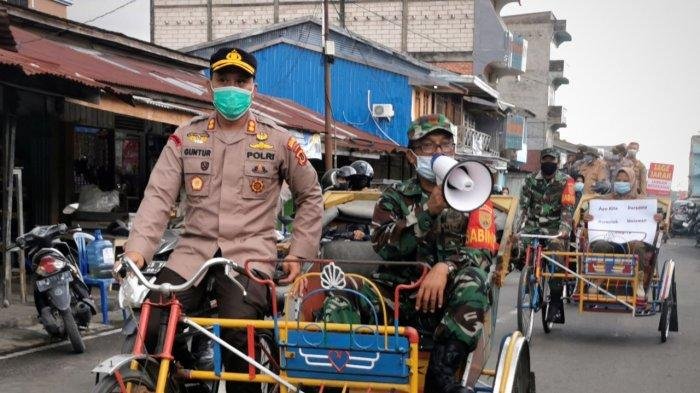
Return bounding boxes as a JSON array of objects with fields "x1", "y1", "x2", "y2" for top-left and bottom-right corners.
[
  {"x1": 322, "y1": 114, "x2": 495, "y2": 393},
  {"x1": 516, "y1": 148, "x2": 575, "y2": 323}
]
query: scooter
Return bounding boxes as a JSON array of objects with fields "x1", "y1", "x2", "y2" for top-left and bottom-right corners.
[{"x1": 15, "y1": 224, "x2": 96, "y2": 353}]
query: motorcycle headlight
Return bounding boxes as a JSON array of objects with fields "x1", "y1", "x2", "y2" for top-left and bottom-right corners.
[{"x1": 36, "y1": 256, "x2": 66, "y2": 277}]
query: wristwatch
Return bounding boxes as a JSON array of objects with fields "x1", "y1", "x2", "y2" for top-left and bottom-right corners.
[{"x1": 442, "y1": 261, "x2": 457, "y2": 277}]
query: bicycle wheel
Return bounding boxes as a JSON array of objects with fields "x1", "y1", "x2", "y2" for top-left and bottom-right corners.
[
  {"x1": 91, "y1": 369, "x2": 155, "y2": 393},
  {"x1": 541, "y1": 280, "x2": 553, "y2": 334},
  {"x1": 517, "y1": 266, "x2": 535, "y2": 341},
  {"x1": 258, "y1": 332, "x2": 280, "y2": 393}
]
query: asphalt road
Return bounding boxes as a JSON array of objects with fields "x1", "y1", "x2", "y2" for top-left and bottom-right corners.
[{"x1": 0, "y1": 238, "x2": 697, "y2": 393}]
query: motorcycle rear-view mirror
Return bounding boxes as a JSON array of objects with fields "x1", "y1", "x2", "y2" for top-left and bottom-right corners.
[{"x1": 62, "y1": 203, "x2": 79, "y2": 215}]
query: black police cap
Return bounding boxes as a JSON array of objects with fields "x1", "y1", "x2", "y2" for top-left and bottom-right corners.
[{"x1": 210, "y1": 47, "x2": 257, "y2": 77}]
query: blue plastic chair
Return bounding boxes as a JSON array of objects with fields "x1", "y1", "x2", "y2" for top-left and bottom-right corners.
[{"x1": 73, "y1": 232, "x2": 117, "y2": 325}]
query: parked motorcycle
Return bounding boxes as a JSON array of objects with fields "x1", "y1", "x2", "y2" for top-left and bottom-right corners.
[
  {"x1": 670, "y1": 200, "x2": 699, "y2": 236},
  {"x1": 15, "y1": 224, "x2": 96, "y2": 353}
]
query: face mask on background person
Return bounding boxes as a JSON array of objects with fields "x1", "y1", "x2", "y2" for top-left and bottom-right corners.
[
  {"x1": 613, "y1": 181, "x2": 631, "y2": 195},
  {"x1": 211, "y1": 85, "x2": 253, "y2": 120},
  {"x1": 541, "y1": 162, "x2": 558, "y2": 176},
  {"x1": 574, "y1": 181, "x2": 584, "y2": 192},
  {"x1": 627, "y1": 149, "x2": 638, "y2": 158}
]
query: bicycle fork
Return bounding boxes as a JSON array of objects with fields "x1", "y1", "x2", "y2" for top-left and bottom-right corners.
[{"x1": 155, "y1": 301, "x2": 182, "y2": 393}]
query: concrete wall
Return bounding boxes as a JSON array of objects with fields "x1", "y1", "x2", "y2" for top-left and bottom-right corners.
[
  {"x1": 497, "y1": 20, "x2": 552, "y2": 121},
  {"x1": 153, "y1": 0, "x2": 476, "y2": 52}
]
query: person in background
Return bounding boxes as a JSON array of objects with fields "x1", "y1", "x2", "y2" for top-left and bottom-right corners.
[
  {"x1": 574, "y1": 174, "x2": 585, "y2": 206},
  {"x1": 578, "y1": 147, "x2": 610, "y2": 195},
  {"x1": 627, "y1": 142, "x2": 647, "y2": 196},
  {"x1": 501, "y1": 187, "x2": 510, "y2": 196},
  {"x1": 348, "y1": 160, "x2": 375, "y2": 191}
]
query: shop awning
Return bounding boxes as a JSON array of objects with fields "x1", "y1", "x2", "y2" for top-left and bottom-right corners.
[{"x1": 0, "y1": 22, "x2": 399, "y2": 154}]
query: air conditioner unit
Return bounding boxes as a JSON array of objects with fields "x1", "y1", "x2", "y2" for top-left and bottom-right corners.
[{"x1": 372, "y1": 104, "x2": 394, "y2": 118}]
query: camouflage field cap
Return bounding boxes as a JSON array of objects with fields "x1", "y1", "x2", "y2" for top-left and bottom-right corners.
[
  {"x1": 540, "y1": 148, "x2": 559, "y2": 160},
  {"x1": 407, "y1": 114, "x2": 457, "y2": 141}
]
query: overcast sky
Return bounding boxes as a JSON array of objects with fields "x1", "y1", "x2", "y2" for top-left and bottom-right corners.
[{"x1": 68, "y1": 0, "x2": 698, "y2": 191}]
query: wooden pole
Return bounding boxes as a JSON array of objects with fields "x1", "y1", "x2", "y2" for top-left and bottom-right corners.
[{"x1": 2, "y1": 115, "x2": 15, "y2": 307}]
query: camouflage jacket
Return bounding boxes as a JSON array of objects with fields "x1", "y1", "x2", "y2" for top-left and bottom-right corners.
[
  {"x1": 370, "y1": 178, "x2": 488, "y2": 282},
  {"x1": 518, "y1": 170, "x2": 574, "y2": 236}
]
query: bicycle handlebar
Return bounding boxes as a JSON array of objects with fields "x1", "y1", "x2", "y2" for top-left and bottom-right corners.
[
  {"x1": 515, "y1": 233, "x2": 562, "y2": 239},
  {"x1": 120, "y1": 256, "x2": 247, "y2": 295}
]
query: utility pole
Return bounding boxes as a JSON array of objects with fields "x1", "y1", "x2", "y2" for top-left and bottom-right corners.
[{"x1": 322, "y1": 0, "x2": 334, "y2": 171}]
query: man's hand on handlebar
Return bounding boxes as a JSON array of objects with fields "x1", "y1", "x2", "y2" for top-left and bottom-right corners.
[
  {"x1": 278, "y1": 254, "x2": 302, "y2": 285},
  {"x1": 113, "y1": 251, "x2": 145, "y2": 281}
]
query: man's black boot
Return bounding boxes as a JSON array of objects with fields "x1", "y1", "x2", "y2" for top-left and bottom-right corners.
[{"x1": 424, "y1": 339, "x2": 472, "y2": 393}]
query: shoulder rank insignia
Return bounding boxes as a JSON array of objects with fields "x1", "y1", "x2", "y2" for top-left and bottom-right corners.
[
  {"x1": 286, "y1": 137, "x2": 308, "y2": 166},
  {"x1": 207, "y1": 118, "x2": 216, "y2": 130},
  {"x1": 187, "y1": 132, "x2": 209, "y2": 144},
  {"x1": 246, "y1": 120, "x2": 256, "y2": 134},
  {"x1": 250, "y1": 141, "x2": 274, "y2": 150}
]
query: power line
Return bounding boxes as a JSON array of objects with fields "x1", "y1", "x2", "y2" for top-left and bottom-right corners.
[
  {"x1": 17, "y1": 0, "x2": 139, "y2": 45},
  {"x1": 82, "y1": 0, "x2": 138, "y2": 25}
]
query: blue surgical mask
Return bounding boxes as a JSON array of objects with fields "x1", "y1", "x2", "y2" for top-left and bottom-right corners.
[
  {"x1": 415, "y1": 155, "x2": 436, "y2": 182},
  {"x1": 613, "y1": 181, "x2": 631, "y2": 195},
  {"x1": 211, "y1": 85, "x2": 253, "y2": 121},
  {"x1": 574, "y1": 182, "x2": 584, "y2": 192}
]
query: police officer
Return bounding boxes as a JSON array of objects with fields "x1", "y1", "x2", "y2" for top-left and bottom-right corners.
[
  {"x1": 322, "y1": 114, "x2": 498, "y2": 393},
  {"x1": 120, "y1": 47, "x2": 323, "y2": 392},
  {"x1": 516, "y1": 148, "x2": 575, "y2": 323}
]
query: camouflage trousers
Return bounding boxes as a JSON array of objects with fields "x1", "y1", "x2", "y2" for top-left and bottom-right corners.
[{"x1": 321, "y1": 261, "x2": 491, "y2": 350}]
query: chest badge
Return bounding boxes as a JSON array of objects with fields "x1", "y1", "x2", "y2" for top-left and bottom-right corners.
[
  {"x1": 201, "y1": 161, "x2": 210, "y2": 171},
  {"x1": 250, "y1": 179, "x2": 265, "y2": 193},
  {"x1": 191, "y1": 176, "x2": 204, "y2": 191},
  {"x1": 256, "y1": 132, "x2": 269, "y2": 141},
  {"x1": 250, "y1": 135, "x2": 274, "y2": 150},
  {"x1": 186, "y1": 132, "x2": 209, "y2": 144},
  {"x1": 252, "y1": 164, "x2": 268, "y2": 174}
]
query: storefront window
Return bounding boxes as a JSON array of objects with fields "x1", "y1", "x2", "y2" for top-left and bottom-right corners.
[{"x1": 73, "y1": 126, "x2": 112, "y2": 193}]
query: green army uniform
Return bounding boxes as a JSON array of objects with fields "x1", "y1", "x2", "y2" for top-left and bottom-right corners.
[
  {"x1": 516, "y1": 147, "x2": 574, "y2": 322},
  {"x1": 322, "y1": 114, "x2": 492, "y2": 352}
]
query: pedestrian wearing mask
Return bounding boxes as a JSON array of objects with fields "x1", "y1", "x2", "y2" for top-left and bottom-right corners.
[
  {"x1": 574, "y1": 174, "x2": 585, "y2": 206},
  {"x1": 627, "y1": 142, "x2": 647, "y2": 196},
  {"x1": 578, "y1": 148, "x2": 609, "y2": 195}
]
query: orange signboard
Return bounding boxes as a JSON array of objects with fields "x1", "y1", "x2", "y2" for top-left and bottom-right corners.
[{"x1": 647, "y1": 163, "x2": 674, "y2": 196}]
